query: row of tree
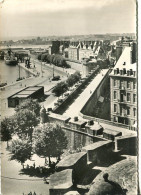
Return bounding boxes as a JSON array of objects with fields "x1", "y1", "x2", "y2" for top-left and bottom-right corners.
[
  {"x1": 37, "y1": 53, "x2": 70, "y2": 68},
  {"x1": 1, "y1": 98, "x2": 68, "y2": 168},
  {"x1": 52, "y1": 71, "x2": 81, "y2": 97}
]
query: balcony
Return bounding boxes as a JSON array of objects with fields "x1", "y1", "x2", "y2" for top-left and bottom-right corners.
[
  {"x1": 119, "y1": 86, "x2": 126, "y2": 90},
  {"x1": 118, "y1": 99, "x2": 126, "y2": 104}
]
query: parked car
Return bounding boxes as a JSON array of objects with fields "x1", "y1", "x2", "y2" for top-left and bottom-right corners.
[
  {"x1": 52, "y1": 76, "x2": 60, "y2": 81},
  {"x1": 64, "y1": 92, "x2": 70, "y2": 96}
]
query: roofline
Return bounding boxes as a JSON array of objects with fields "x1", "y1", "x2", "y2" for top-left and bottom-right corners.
[{"x1": 8, "y1": 86, "x2": 44, "y2": 99}]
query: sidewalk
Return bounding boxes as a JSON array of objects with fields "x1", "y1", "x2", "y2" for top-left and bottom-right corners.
[
  {"x1": 1, "y1": 142, "x2": 50, "y2": 195},
  {"x1": 64, "y1": 69, "x2": 109, "y2": 117}
]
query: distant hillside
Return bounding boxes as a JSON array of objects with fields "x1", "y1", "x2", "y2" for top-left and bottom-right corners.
[{"x1": 2, "y1": 33, "x2": 136, "y2": 42}]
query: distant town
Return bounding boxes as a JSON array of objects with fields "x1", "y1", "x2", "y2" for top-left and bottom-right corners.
[{"x1": 1, "y1": 33, "x2": 137, "y2": 195}]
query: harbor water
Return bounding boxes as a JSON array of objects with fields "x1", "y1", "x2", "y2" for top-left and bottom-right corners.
[{"x1": 0, "y1": 60, "x2": 30, "y2": 85}]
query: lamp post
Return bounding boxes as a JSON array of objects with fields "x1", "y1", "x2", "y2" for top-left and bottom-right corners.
[
  {"x1": 53, "y1": 64, "x2": 54, "y2": 78},
  {"x1": 18, "y1": 59, "x2": 21, "y2": 79},
  {"x1": 41, "y1": 61, "x2": 43, "y2": 77}
]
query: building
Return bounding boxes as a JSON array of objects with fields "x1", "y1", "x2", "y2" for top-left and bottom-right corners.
[
  {"x1": 109, "y1": 43, "x2": 137, "y2": 130},
  {"x1": 8, "y1": 86, "x2": 44, "y2": 107},
  {"x1": 68, "y1": 41, "x2": 109, "y2": 61},
  {"x1": 68, "y1": 47, "x2": 79, "y2": 60},
  {"x1": 48, "y1": 41, "x2": 61, "y2": 55}
]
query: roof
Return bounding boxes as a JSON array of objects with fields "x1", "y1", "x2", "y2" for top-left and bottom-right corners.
[
  {"x1": 25, "y1": 86, "x2": 42, "y2": 91},
  {"x1": 90, "y1": 123, "x2": 103, "y2": 131},
  {"x1": 88, "y1": 177, "x2": 124, "y2": 195},
  {"x1": 8, "y1": 86, "x2": 43, "y2": 99},
  {"x1": 49, "y1": 113, "x2": 71, "y2": 122},
  {"x1": 65, "y1": 191, "x2": 80, "y2": 195},
  {"x1": 85, "y1": 123, "x2": 103, "y2": 131},
  {"x1": 57, "y1": 152, "x2": 87, "y2": 167},
  {"x1": 69, "y1": 119, "x2": 87, "y2": 126},
  {"x1": 110, "y1": 47, "x2": 136, "y2": 76},
  {"x1": 12, "y1": 94, "x2": 30, "y2": 98},
  {"x1": 17, "y1": 90, "x2": 36, "y2": 95},
  {"x1": 82, "y1": 140, "x2": 112, "y2": 151},
  {"x1": 103, "y1": 129, "x2": 122, "y2": 136},
  {"x1": 88, "y1": 156, "x2": 137, "y2": 195},
  {"x1": 50, "y1": 169, "x2": 73, "y2": 189}
]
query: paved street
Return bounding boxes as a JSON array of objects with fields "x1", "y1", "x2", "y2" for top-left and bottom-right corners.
[
  {"x1": 1, "y1": 142, "x2": 50, "y2": 195},
  {"x1": 0, "y1": 58, "x2": 73, "y2": 119}
]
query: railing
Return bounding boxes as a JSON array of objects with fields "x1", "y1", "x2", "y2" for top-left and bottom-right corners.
[{"x1": 119, "y1": 86, "x2": 126, "y2": 90}]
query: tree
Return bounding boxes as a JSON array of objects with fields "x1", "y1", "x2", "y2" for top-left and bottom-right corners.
[
  {"x1": 33, "y1": 123, "x2": 68, "y2": 166},
  {"x1": 52, "y1": 81, "x2": 68, "y2": 97},
  {"x1": 13, "y1": 109, "x2": 39, "y2": 140},
  {"x1": 41, "y1": 53, "x2": 48, "y2": 62},
  {"x1": 66, "y1": 75, "x2": 75, "y2": 87},
  {"x1": 73, "y1": 71, "x2": 81, "y2": 82},
  {"x1": 15, "y1": 98, "x2": 41, "y2": 117},
  {"x1": 37, "y1": 54, "x2": 42, "y2": 60},
  {"x1": 66, "y1": 72, "x2": 81, "y2": 87},
  {"x1": 10, "y1": 138, "x2": 32, "y2": 168},
  {"x1": 1, "y1": 117, "x2": 14, "y2": 147}
]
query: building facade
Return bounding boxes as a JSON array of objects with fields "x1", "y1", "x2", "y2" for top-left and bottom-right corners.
[
  {"x1": 68, "y1": 47, "x2": 79, "y2": 60},
  {"x1": 110, "y1": 43, "x2": 137, "y2": 130}
]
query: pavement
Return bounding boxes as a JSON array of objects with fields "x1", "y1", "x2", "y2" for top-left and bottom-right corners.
[
  {"x1": 1, "y1": 142, "x2": 51, "y2": 195},
  {"x1": 0, "y1": 58, "x2": 73, "y2": 119},
  {"x1": 64, "y1": 69, "x2": 109, "y2": 117}
]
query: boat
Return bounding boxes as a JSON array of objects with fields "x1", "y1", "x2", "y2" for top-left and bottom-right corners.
[{"x1": 4, "y1": 48, "x2": 18, "y2": 66}]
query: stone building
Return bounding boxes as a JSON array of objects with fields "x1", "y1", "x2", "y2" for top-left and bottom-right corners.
[
  {"x1": 68, "y1": 40, "x2": 108, "y2": 61},
  {"x1": 109, "y1": 43, "x2": 137, "y2": 130}
]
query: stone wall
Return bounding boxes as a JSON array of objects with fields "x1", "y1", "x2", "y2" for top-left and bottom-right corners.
[
  {"x1": 48, "y1": 113, "x2": 104, "y2": 150},
  {"x1": 53, "y1": 66, "x2": 100, "y2": 114},
  {"x1": 83, "y1": 141, "x2": 114, "y2": 166},
  {"x1": 115, "y1": 135, "x2": 137, "y2": 155},
  {"x1": 80, "y1": 69, "x2": 110, "y2": 115}
]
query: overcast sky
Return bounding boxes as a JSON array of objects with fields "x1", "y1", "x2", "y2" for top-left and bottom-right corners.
[{"x1": 0, "y1": 0, "x2": 136, "y2": 39}]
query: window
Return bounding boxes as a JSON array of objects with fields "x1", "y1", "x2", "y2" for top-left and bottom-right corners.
[
  {"x1": 127, "y1": 107, "x2": 130, "y2": 115},
  {"x1": 114, "y1": 79, "x2": 117, "y2": 87},
  {"x1": 120, "y1": 107, "x2": 124, "y2": 115},
  {"x1": 114, "y1": 104, "x2": 117, "y2": 113},
  {"x1": 133, "y1": 82, "x2": 136, "y2": 90},
  {"x1": 127, "y1": 93, "x2": 131, "y2": 102},
  {"x1": 133, "y1": 94, "x2": 136, "y2": 103},
  {"x1": 127, "y1": 81, "x2": 130, "y2": 89},
  {"x1": 114, "y1": 117, "x2": 117, "y2": 122},
  {"x1": 133, "y1": 108, "x2": 136, "y2": 117},
  {"x1": 121, "y1": 81, "x2": 124, "y2": 88},
  {"x1": 114, "y1": 91, "x2": 117, "y2": 100}
]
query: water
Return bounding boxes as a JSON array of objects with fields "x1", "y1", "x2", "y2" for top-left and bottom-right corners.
[{"x1": 0, "y1": 60, "x2": 30, "y2": 85}]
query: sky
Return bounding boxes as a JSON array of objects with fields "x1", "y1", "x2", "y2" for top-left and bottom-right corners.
[{"x1": 0, "y1": 0, "x2": 136, "y2": 39}]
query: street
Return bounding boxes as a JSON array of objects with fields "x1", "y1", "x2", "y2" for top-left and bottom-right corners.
[{"x1": 1, "y1": 142, "x2": 50, "y2": 195}]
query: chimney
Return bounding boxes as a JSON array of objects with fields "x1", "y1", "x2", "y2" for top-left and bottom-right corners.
[
  {"x1": 130, "y1": 69, "x2": 133, "y2": 75},
  {"x1": 116, "y1": 68, "x2": 119, "y2": 74},
  {"x1": 88, "y1": 120, "x2": 94, "y2": 126},
  {"x1": 114, "y1": 69, "x2": 117, "y2": 75},
  {"x1": 127, "y1": 70, "x2": 130, "y2": 76},
  {"x1": 120, "y1": 70, "x2": 123, "y2": 75},
  {"x1": 74, "y1": 116, "x2": 78, "y2": 121},
  {"x1": 123, "y1": 68, "x2": 126, "y2": 74}
]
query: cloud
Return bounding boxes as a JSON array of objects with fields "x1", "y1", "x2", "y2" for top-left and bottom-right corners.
[
  {"x1": 0, "y1": 0, "x2": 136, "y2": 38},
  {"x1": 1, "y1": 0, "x2": 123, "y2": 15}
]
